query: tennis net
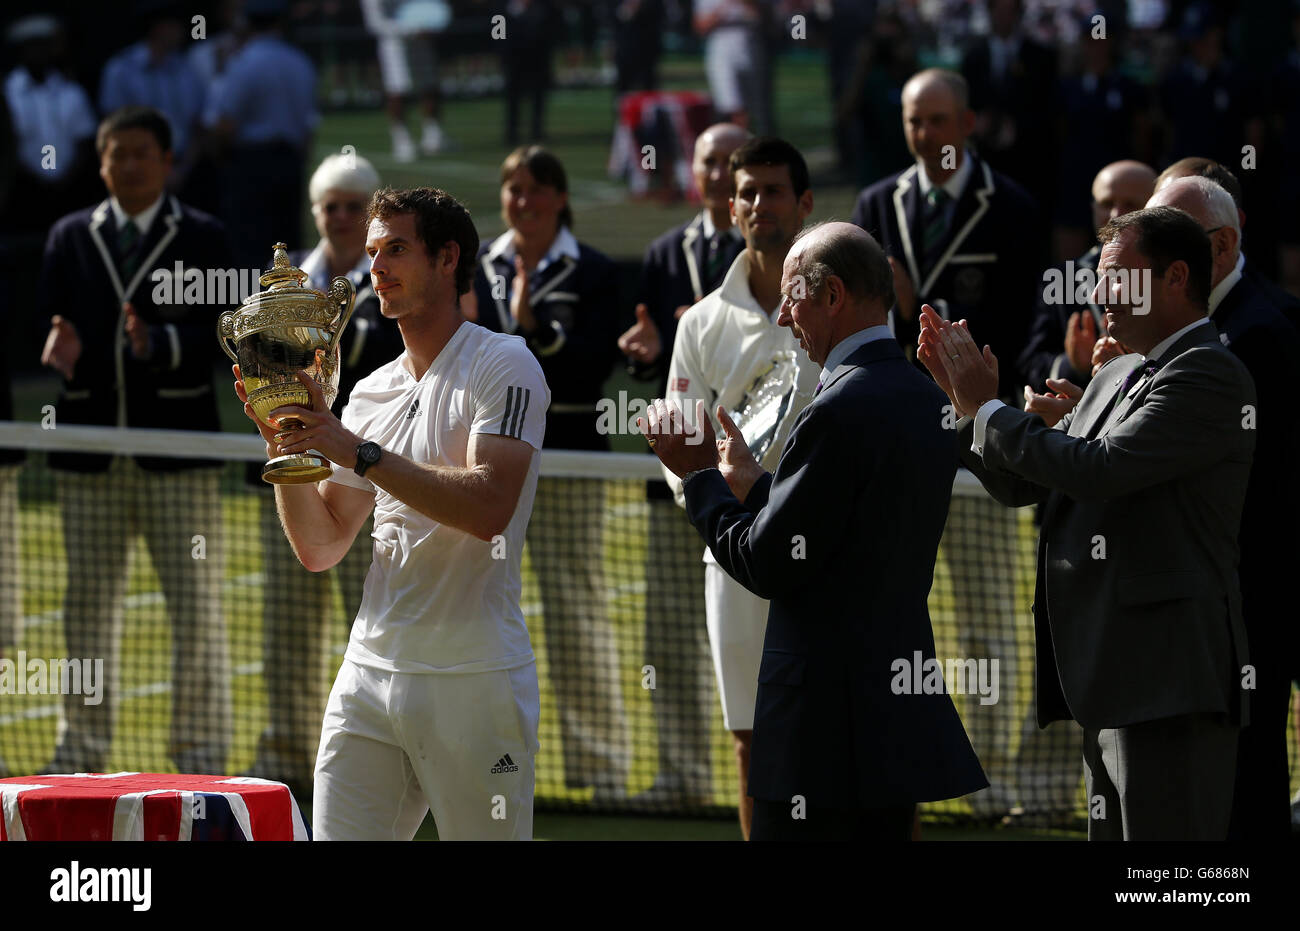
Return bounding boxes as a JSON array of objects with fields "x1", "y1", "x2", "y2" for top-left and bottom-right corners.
[{"x1": 0, "y1": 421, "x2": 1294, "y2": 827}]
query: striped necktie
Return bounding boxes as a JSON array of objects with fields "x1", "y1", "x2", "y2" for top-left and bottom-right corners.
[
  {"x1": 118, "y1": 219, "x2": 142, "y2": 281},
  {"x1": 922, "y1": 187, "x2": 950, "y2": 263},
  {"x1": 705, "y1": 231, "x2": 725, "y2": 283}
]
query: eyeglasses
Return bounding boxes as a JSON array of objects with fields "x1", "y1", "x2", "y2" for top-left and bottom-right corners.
[{"x1": 1204, "y1": 226, "x2": 1224, "y2": 235}]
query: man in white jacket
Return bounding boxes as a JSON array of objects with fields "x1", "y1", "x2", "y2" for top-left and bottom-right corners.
[{"x1": 663, "y1": 136, "x2": 817, "y2": 839}]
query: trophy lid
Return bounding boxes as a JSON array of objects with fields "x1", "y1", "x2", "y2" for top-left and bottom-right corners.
[{"x1": 258, "y1": 242, "x2": 309, "y2": 291}]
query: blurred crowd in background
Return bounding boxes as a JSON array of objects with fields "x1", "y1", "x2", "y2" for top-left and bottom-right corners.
[{"x1": 3, "y1": 1, "x2": 1300, "y2": 289}]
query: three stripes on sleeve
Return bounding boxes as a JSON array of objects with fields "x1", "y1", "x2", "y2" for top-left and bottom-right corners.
[{"x1": 499, "y1": 386, "x2": 531, "y2": 440}]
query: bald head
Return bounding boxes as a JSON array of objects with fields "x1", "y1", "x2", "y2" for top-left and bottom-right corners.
[
  {"x1": 1091, "y1": 160, "x2": 1156, "y2": 231},
  {"x1": 1147, "y1": 176, "x2": 1238, "y2": 231},
  {"x1": 696, "y1": 122, "x2": 749, "y2": 156},
  {"x1": 902, "y1": 68, "x2": 969, "y2": 112},
  {"x1": 788, "y1": 222, "x2": 893, "y2": 322},
  {"x1": 1147, "y1": 175, "x2": 1240, "y2": 285},
  {"x1": 693, "y1": 122, "x2": 751, "y2": 215},
  {"x1": 780, "y1": 222, "x2": 893, "y2": 365}
]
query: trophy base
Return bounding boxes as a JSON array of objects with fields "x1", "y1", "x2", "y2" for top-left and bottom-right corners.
[{"x1": 262, "y1": 453, "x2": 333, "y2": 485}]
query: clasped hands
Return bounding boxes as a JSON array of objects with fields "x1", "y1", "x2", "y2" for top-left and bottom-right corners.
[
  {"x1": 233, "y1": 364, "x2": 363, "y2": 468},
  {"x1": 916, "y1": 305, "x2": 1001, "y2": 418},
  {"x1": 637, "y1": 398, "x2": 766, "y2": 503}
]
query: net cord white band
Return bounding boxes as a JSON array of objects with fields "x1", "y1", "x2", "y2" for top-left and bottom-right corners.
[{"x1": 0, "y1": 421, "x2": 994, "y2": 495}]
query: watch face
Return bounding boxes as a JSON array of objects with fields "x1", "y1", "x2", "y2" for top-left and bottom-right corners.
[{"x1": 362, "y1": 443, "x2": 380, "y2": 463}]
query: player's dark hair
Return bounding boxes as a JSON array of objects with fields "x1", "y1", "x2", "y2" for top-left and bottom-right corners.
[
  {"x1": 729, "y1": 136, "x2": 811, "y2": 199},
  {"x1": 366, "y1": 187, "x2": 480, "y2": 297},
  {"x1": 96, "y1": 106, "x2": 172, "y2": 155},
  {"x1": 1099, "y1": 206, "x2": 1212, "y2": 310},
  {"x1": 794, "y1": 223, "x2": 895, "y2": 313},
  {"x1": 500, "y1": 145, "x2": 574, "y2": 231}
]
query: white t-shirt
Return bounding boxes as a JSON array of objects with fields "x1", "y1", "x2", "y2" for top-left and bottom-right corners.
[{"x1": 328, "y1": 321, "x2": 550, "y2": 674}]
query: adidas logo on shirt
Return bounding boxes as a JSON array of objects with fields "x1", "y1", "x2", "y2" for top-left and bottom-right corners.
[
  {"x1": 490, "y1": 753, "x2": 520, "y2": 774},
  {"x1": 405, "y1": 398, "x2": 421, "y2": 420}
]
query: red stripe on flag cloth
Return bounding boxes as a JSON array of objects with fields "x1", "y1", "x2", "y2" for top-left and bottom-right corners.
[
  {"x1": 140, "y1": 792, "x2": 182, "y2": 841},
  {"x1": 0, "y1": 773, "x2": 303, "y2": 841}
]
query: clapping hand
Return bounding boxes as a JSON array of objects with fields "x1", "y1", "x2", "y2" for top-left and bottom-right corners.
[
  {"x1": 618, "y1": 303, "x2": 662, "y2": 364},
  {"x1": 714, "y1": 405, "x2": 764, "y2": 501},
  {"x1": 41, "y1": 315, "x2": 82, "y2": 380},
  {"x1": 917, "y1": 305, "x2": 1000, "y2": 417},
  {"x1": 1064, "y1": 311, "x2": 1097, "y2": 376},
  {"x1": 1023, "y1": 377, "x2": 1083, "y2": 428},
  {"x1": 637, "y1": 398, "x2": 718, "y2": 479},
  {"x1": 509, "y1": 256, "x2": 538, "y2": 333},
  {"x1": 124, "y1": 302, "x2": 152, "y2": 360},
  {"x1": 1091, "y1": 335, "x2": 1130, "y2": 377}
]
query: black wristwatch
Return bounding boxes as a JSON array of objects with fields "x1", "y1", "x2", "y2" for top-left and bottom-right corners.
[{"x1": 354, "y1": 441, "x2": 383, "y2": 477}]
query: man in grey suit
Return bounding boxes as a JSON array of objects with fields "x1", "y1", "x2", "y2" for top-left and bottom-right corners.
[{"x1": 918, "y1": 205, "x2": 1255, "y2": 840}]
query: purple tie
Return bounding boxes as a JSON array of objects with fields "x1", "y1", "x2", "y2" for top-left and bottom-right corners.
[{"x1": 1119, "y1": 360, "x2": 1159, "y2": 395}]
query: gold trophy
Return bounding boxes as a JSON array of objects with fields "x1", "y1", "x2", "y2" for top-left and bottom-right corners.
[{"x1": 218, "y1": 243, "x2": 357, "y2": 484}]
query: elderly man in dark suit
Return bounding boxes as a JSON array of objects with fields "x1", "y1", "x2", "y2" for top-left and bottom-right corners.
[
  {"x1": 640, "y1": 221, "x2": 987, "y2": 840},
  {"x1": 37, "y1": 105, "x2": 233, "y2": 774},
  {"x1": 1153, "y1": 158, "x2": 1300, "y2": 329},
  {"x1": 850, "y1": 66, "x2": 1041, "y2": 820},
  {"x1": 1142, "y1": 178, "x2": 1298, "y2": 840},
  {"x1": 922, "y1": 205, "x2": 1256, "y2": 840},
  {"x1": 617, "y1": 121, "x2": 748, "y2": 808}
]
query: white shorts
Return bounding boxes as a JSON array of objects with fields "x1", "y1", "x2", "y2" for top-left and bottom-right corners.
[
  {"x1": 704, "y1": 560, "x2": 768, "y2": 731},
  {"x1": 313, "y1": 658, "x2": 539, "y2": 840},
  {"x1": 705, "y1": 27, "x2": 759, "y2": 115},
  {"x1": 376, "y1": 35, "x2": 437, "y2": 96}
]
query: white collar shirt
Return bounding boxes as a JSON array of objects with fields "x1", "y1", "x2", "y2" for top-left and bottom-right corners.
[
  {"x1": 109, "y1": 193, "x2": 166, "y2": 238},
  {"x1": 916, "y1": 148, "x2": 973, "y2": 204},
  {"x1": 486, "y1": 225, "x2": 580, "y2": 277},
  {"x1": 1208, "y1": 252, "x2": 1245, "y2": 318}
]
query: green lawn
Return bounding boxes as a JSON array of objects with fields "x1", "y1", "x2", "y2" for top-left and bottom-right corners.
[{"x1": 0, "y1": 459, "x2": 1093, "y2": 831}]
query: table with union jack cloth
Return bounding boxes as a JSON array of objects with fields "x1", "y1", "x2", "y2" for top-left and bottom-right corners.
[{"x1": 0, "y1": 773, "x2": 310, "y2": 841}]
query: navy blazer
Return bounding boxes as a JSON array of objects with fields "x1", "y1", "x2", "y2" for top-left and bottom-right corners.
[
  {"x1": 1244, "y1": 262, "x2": 1300, "y2": 331},
  {"x1": 683, "y1": 337, "x2": 988, "y2": 806},
  {"x1": 1213, "y1": 274, "x2": 1300, "y2": 668},
  {"x1": 37, "y1": 196, "x2": 231, "y2": 472},
  {"x1": 472, "y1": 238, "x2": 621, "y2": 451},
  {"x1": 851, "y1": 152, "x2": 1042, "y2": 400},
  {"x1": 630, "y1": 214, "x2": 744, "y2": 387}
]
